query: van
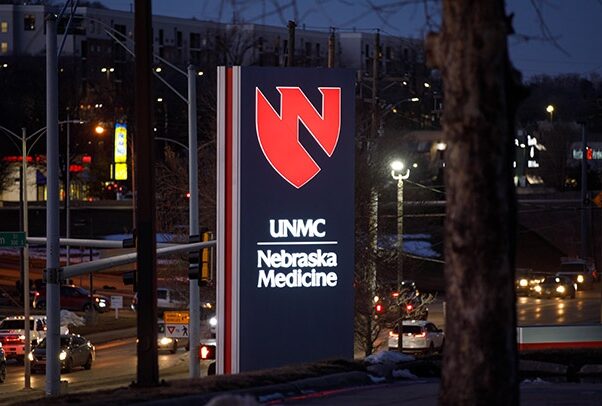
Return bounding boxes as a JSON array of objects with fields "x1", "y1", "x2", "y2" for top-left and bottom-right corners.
[
  {"x1": 0, "y1": 316, "x2": 69, "y2": 363},
  {"x1": 131, "y1": 287, "x2": 188, "y2": 311}
]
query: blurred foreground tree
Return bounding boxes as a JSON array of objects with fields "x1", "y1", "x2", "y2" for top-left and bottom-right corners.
[{"x1": 426, "y1": 0, "x2": 525, "y2": 404}]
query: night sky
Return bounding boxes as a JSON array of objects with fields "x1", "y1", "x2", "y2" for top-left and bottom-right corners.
[{"x1": 99, "y1": 0, "x2": 602, "y2": 79}]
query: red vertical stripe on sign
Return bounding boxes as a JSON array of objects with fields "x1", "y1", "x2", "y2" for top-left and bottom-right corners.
[{"x1": 224, "y1": 67, "x2": 233, "y2": 374}]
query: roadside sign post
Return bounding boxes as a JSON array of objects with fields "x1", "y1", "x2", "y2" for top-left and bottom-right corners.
[
  {"x1": 163, "y1": 311, "x2": 190, "y2": 338},
  {"x1": 111, "y1": 295, "x2": 123, "y2": 319}
]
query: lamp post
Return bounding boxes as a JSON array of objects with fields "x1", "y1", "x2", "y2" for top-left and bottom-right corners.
[
  {"x1": 546, "y1": 104, "x2": 554, "y2": 122},
  {"x1": 390, "y1": 160, "x2": 410, "y2": 293}
]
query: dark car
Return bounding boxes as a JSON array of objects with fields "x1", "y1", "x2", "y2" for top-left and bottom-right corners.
[
  {"x1": 33, "y1": 285, "x2": 109, "y2": 313},
  {"x1": 29, "y1": 334, "x2": 95, "y2": 373},
  {"x1": 532, "y1": 276, "x2": 577, "y2": 299},
  {"x1": 0, "y1": 342, "x2": 7, "y2": 383}
]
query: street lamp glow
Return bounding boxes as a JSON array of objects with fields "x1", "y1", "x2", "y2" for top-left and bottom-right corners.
[
  {"x1": 410, "y1": 97, "x2": 419, "y2": 102},
  {"x1": 424, "y1": 82, "x2": 431, "y2": 88},
  {"x1": 94, "y1": 125, "x2": 105, "y2": 135},
  {"x1": 198, "y1": 71, "x2": 204, "y2": 76},
  {"x1": 155, "y1": 67, "x2": 162, "y2": 73},
  {"x1": 390, "y1": 160, "x2": 404, "y2": 172},
  {"x1": 157, "y1": 97, "x2": 163, "y2": 103},
  {"x1": 436, "y1": 142, "x2": 447, "y2": 151},
  {"x1": 546, "y1": 104, "x2": 554, "y2": 114}
]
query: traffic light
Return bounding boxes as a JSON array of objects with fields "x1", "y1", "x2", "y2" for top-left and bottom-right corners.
[
  {"x1": 199, "y1": 344, "x2": 216, "y2": 360},
  {"x1": 122, "y1": 270, "x2": 137, "y2": 292}
]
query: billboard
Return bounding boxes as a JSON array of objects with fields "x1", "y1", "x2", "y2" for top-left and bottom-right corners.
[
  {"x1": 217, "y1": 67, "x2": 355, "y2": 373},
  {"x1": 114, "y1": 123, "x2": 127, "y2": 180}
]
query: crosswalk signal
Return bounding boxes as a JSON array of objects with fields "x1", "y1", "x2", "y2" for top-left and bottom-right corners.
[{"x1": 199, "y1": 344, "x2": 216, "y2": 360}]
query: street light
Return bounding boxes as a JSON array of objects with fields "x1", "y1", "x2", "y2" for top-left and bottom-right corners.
[
  {"x1": 546, "y1": 104, "x2": 555, "y2": 122},
  {"x1": 390, "y1": 160, "x2": 410, "y2": 291}
]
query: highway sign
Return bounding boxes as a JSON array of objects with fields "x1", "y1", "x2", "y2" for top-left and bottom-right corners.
[
  {"x1": 0, "y1": 232, "x2": 26, "y2": 248},
  {"x1": 163, "y1": 310, "x2": 189, "y2": 324},
  {"x1": 165, "y1": 323, "x2": 189, "y2": 338}
]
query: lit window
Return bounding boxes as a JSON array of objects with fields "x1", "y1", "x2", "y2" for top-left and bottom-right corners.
[
  {"x1": 24, "y1": 15, "x2": 35, "y2": 31},
  {"x1": 1, "y1": 42, "x2": 8, "y2": 54},
  {"x1": 1, "y1": 22, "x2": 8, "y2": 33}
]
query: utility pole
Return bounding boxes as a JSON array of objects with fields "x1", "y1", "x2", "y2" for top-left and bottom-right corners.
[
  {"x1": 287, "y1": 20, "x2": 296, "y2": 67},
  {"x1": 22, "y1": 128, "x2": 31, "y2": 389},
  {"x1": 581, "y1": 123, "x2": 588, "y2": 260},
  {"x1": 328, "y1": 27, "x2": 335, "y2": 68},
  {"x1": 187, "y1": 65, "x2": 201, "y2": 378},
  {"x1": 134, "y1": 0, "x2": 159, "y2": 387},
  {"x1": 45, "y1": 15, "x2": 61, "y2": 396},
  {"x1": 65, "y1": 113, "x2": 71, "y2": 266},
  {"x1": 371, "y1": 30, "x2": 380, "y2": 140}
]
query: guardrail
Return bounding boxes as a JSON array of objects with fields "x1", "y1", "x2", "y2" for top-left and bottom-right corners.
[{"x1": 517, "y1": 325, "x2": 602, "y2": 350}]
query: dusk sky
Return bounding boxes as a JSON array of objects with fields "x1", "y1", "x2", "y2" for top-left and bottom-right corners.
[{"x1": 99, "y1": 1, "x2": 601, "y2": 80}]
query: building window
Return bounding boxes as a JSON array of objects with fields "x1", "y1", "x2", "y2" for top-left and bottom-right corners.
[
  {"x1": 1, "y1": 42, "x2": 7, "y2": 54},
  {"x1": 24, "y1": 15, "x2": 35, "y2": 31},
  {"x1": 1, "y1": 22, "x2": 8, "y2": 33}
]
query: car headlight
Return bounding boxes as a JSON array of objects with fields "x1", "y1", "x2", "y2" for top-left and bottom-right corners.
[
  {"x1": 209, "y1": 317, "x2": 217, "y2": 327},
  {"x1": 19, "y1": 335, "x2": 26, "y2": 340},
  {"x1": 28, "y1": 352, "x2": 34, "y2": 362},
  {"x1": 556, "y1": 285, "x2": 566, "y2": 294},
  {"x1": 534, "y1": 285, "x2": 542, "y2": 293},
  {"x1": 159, "y1": 337, "x2": 172, "y2": 345},
  {"x1": 519, "y1": 279, "x2": 528, "y2": 287},
  {"x1": 59, "y1": 350, "x2": 67, "y2": 361},
  {"x1": 98, "y1": 301, "x2": 107, "y2": 308},
  {"x1": 577, "y1": 275, "x2": 584, "y2": 283}
]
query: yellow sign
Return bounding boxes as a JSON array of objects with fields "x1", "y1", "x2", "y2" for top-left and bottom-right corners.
[
  {"x1": 114, "y1": 162, "x2": 128, "y2": 180},
  {"x1": 114, "y1": 123, "x2": 127, "y2": 163},
  {"x1": 163, "y1": 311, "x2": 189, "y2": 324}
]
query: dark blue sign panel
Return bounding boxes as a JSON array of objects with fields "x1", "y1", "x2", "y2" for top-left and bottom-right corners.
[{"x1": 236, "y1": 67, "x2": 355, "y2": 371}]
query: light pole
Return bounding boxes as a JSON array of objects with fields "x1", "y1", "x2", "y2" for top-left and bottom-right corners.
[
  {"x1": 546, "y1": 104, "x2": 555, "y2": 122},
  {"x1": 390, "y1": 160, "x2": 410, "y2": 292}
]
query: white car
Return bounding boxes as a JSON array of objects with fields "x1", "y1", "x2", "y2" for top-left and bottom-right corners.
[
  {"x1": 0, "y1": 316, "x2": 70, "y2": 363},
  {"x1": 388, "y1": 320, "x2": 445, "y2": 353}
]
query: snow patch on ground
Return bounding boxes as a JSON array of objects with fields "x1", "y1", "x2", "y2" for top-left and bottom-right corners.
[
  {"x1": 368, "y1": 375, "x2": 387, "y2": 383},
  {"x1": 521, "y1": 378, "x2": 550, "y2": 385},
  {"x1": 392, "y1": 369, "x2": 418, "y2": 379},
  {"x1": 365, "y1": 350, "x2": 415, "y2": 365}
]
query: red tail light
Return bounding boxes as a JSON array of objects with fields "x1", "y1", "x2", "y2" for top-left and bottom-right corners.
[
  {"x1": 406, "y1": 304, "x2": 413, "y2": 311},
  {"x1": 35, "y1": 292, "x2": 40, "y2": 297}
]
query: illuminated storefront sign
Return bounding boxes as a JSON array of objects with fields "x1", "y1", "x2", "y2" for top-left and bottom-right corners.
[
  {"x1": 217, "y1": 67, "x2": 355, "y2": 373},
  {"x1": 114, "y1": 123, "x2": 127, "y2": 180}
]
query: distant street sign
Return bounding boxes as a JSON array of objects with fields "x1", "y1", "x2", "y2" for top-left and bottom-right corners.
[
  {"x1": 165, "y1": 323, "x2": 189, "y2": 338},
  {"x1": 163, "y1": 310, "x2": 189, "y2": 325},
  {"x1": 110, "y1": 296, "x2": 123, "y2": 309},
  {"x1": 0, "y1": 232, "x2": 26, "y2": 248}
]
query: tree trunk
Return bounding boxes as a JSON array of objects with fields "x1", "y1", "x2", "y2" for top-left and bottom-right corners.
[{"x1": 426, "y1": 1, "x2": 523, "y2": 404}]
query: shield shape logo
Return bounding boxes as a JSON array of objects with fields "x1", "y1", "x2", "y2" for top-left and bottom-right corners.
[{"x1": 256, "y1": 86, "x2": 341, "y2": 188}]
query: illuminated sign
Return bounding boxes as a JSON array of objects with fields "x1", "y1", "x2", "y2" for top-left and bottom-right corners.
[
  {"x1": 114, "y1": 123, "x2": 127, "y2": 180},
  {"x1": 217, "y1": 67, "x2": 355, "y2": 374}
]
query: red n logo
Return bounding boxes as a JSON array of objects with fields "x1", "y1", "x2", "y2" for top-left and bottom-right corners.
[{"x1": 256, "y1": 87, "x2": 341, "y2": 188}]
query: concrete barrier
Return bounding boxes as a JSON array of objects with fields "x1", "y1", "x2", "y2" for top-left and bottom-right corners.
[{"x1": 517, "y1": 325, "x2": 602, "y2": 350}]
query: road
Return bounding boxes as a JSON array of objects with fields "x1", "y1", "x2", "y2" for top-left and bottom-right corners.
[{"x1": 0, "y1": 338, "x2": 208, "y2": 404}]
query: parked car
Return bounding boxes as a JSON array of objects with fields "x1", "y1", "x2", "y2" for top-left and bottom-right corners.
[
  {"x1": 29, "y1": 334, "x2": 95, "y2": 373},
  {"x1": 532, "y1": 276, "x2": 576, "y2": 299},
  {"x1": 0, "y1": 342, "x2": 6, "y2": 383},
  {"x1": 131, "y1": 287, "x2": 188, "y2": 311},
  {"x1": 388, "y1": 320, "x2": 445, "y2": 354},
  {"x1": 0, "y1": 315, "x2": 48, "y2": 363},
  {"x1": 33, "y1": 285, "x2": 109, "y2": 313}
]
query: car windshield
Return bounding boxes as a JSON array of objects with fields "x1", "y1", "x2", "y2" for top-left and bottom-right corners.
[
  {"x1": 157, "y1": 290, "x2": 167, "y2": 300},
  {"x1": 74, "y1": 287, "x2": 90, "y2": 296},
  {"x1": 402, "y1": 325, "x2": 424, "y2": 335},
  {"x1": 0, "y1": 319, "x2": 34, "y2": 330},
  {"x1": 37, "y1": 337, "x2": 71, "y2": 348}
]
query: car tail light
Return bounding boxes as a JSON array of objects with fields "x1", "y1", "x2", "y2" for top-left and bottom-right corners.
[
  {"x1": 406, "y1": 304, "x2": 413, "y2": 311},
  {"x1": 34, "y1": 292, "x2": 40, "y2": 297}
]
